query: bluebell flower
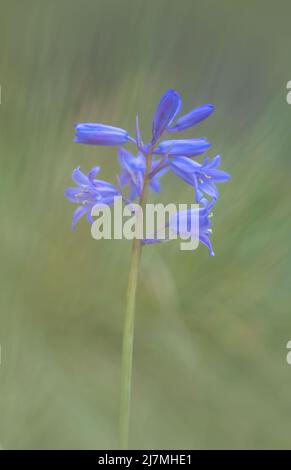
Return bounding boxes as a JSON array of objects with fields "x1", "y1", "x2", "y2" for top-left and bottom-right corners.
[
  {"x1": 169, "y1": 155, "x2": 230, "y2": 201},
  {"x1": 143, "y1": 198, "x2": 215, "y2": 256},
  {"x1": 168, "y1": 104, "x2": 215, "y2": 132},
  {"x1": 171, "y1": 198, "x2": 215, "y2": 256},
  {"x1": 118, "y1": 148, "x2": 167, "y2": 200},
  {"x1": 118, "y1": 149, "x2": 145, "y2": 200},
  {"x1": 154, "y1": 138, "x2": 211, "y2": 157},
  {"x1": 65, "y1": 166, "x2": 120, "y2": 229},
  {"x1": 75, "y1": 123, "x2": 132, "y2": 146},
  {"x1": 152, "y1": 89, "x2": 181, "y2": 144}
]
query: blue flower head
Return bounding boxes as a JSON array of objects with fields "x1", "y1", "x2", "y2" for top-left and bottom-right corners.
[
  {"x1": 65, "y1": 166, "x2": 120, "y2": 230},
  {"x1": 66, "y1": 89, "x2": 230, "y2": 255},
  {"x1": 142, "y1": 198, "x2": 215, "y2": 256},
  {"x1": 169, "y1": 154, "x2": 230, "y2": 202}
]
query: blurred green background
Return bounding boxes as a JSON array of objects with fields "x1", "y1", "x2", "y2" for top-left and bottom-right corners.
[{"x1": 1, "y1": 0, "x2": 291, "y2": 450}]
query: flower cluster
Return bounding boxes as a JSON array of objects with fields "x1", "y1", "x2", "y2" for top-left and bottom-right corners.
[{"x1": 66, "y1": 89, "x2": 230, "y2": 255}]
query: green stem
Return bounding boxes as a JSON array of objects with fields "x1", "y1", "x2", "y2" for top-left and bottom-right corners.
[
  {"x1": 119, "y1": 147, "x2": 153, "y2": 449},
  {"x1": 119, "y1": 237, "x2": 142, "y2": 449}
]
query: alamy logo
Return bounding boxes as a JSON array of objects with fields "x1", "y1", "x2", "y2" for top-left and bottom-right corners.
[
  {"x1": 286, "y1": 81, "x2": 291, "y2": 104},
  {"x1": 286, "y1": 340, "x2": 291, "y2": 365},
  {"x1": 90, "y1": 196, "x2": 200, "y2": 251}
]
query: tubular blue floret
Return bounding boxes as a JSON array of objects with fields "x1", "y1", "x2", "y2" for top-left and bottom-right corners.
[
  {"x1": 154, "y1": 138, "x2": 211, "y2": 157},
  {"x1": 168, "y1": 104, "x2": 215, "y2": 132},
  {"x1": 169, "y1": 155, "x2": 230, "y2": 201},
  {"x1": 74, "y1": 123, "x2": 131, "y2": 146},
  {"x1": 152, "y1": 89, "x2": 182, "y2": 144},
  {"x1": 143, "y1": 198, "x2": 215, "y2": 256}
]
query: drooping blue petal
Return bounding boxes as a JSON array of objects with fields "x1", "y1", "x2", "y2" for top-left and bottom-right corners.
[
  {"x1": 101, "y1": 194, "x2": 119, "y2": 205},
  {"x1": 168, "y1": 157, "x2": 201, "y2": 199},
  {"x1": 169, "y1": 156, "x2": 201, "y2": 173},
  {"x1": 93, "y1": 180, "x2": 120, "y2": 193},
  {"x1": 72, "y1": 205, "x2": 88, "y2": 230},
  {"x1": 202, "y1": 155, "x2": 230, "y2": 181},
  {"x1": 201, "y1": 196, "x2": 216, "y2": 211},
  {"x1": 152, "y1": 89, "x2": 182, "y2": 144},
  {"x1": 205, "y1": 169, "x2": 231, "y2": 182},
  {"x1": 65, "y1": 187, "x2": 84, "y2": 202},
  {"x1": 198, "y1": 181, "x2": 219, "y2": 199},
  {"x1": 199, "y1": 233, "x2": 215, "y2": 256},
  {"x1": 129, "y1": 183, "x2": 140, "y2": 201},
  {"x1": 198, "y1": 197, "x2": 216, "y2": 216},
  {"x1": 87, "y1": 166, "x2": 100, "y2": 182},
  {"x1": 118, "y1": 148, "x2": 135, "y2": 171},
  {"x1": 74, "y1": 123, "x2": 130, "y2": 146},
  {"x1": 203, "y1": 154, "x2": 221, "y2": 169},
  {"x1": 87, "y1": 209, "x2": 94, "y2": 225},
  {"x1": 169, "y1": 159, "x2": 196, "y2": 186},
  {"x1": 72, "y1": 167, "x2": 90, "y2": 186},
  {"x1": 168, "y1": 104, "x2": 214, "y2": 132},
  {"x1": 154, "y1": 138, "x2": 211, "y2": 157},
  {"x1": 118, "y1": 172, "x2": 128, "y2": 187}
]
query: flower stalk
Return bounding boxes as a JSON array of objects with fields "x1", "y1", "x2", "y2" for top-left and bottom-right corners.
[{"x1": 119, "y1": 147, "x2": 153, "y2": 449}]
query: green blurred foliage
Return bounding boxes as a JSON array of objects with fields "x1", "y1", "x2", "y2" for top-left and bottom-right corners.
[{"x1": 0, "y1": 0, "x2": 291, "y2": 449}]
